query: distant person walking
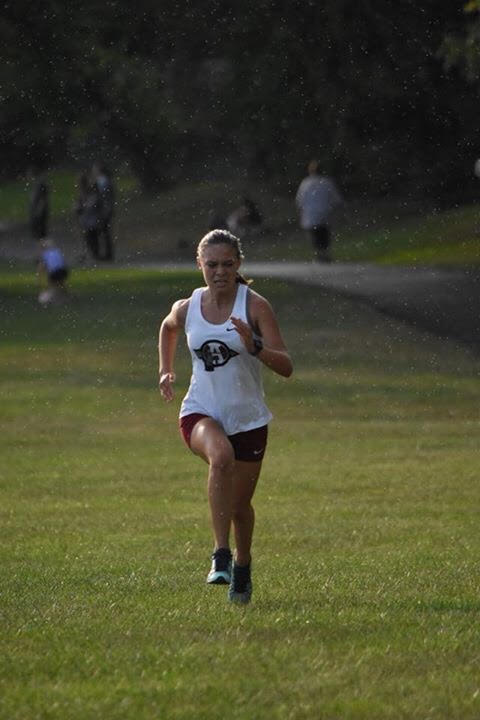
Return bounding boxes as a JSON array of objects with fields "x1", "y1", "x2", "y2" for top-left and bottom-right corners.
[
  {"x1": 29, "y1": 172, "x2": 49, "y2": 240},
  {"x1": 158, "y1": 229, "x2": 293, "y2": 604},
  {"x1": 295, "y1": 160, "x2": 342, "y2": 262},
  {"x1": 75, "y1": 171, "x2": 102, "y2": 261},
  {"x1": 37, "y1": 238, "x2": 69, "y2": 306},
  {"x1": 92, "y1": 162, "x2": 115, "y2": 261}
]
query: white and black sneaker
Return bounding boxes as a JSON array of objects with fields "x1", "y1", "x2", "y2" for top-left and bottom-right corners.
[
  {"x1": 206, "y1": 548, "x2": 232, "y2": 585},
  {"x1": 228, "y1": 562, "x2": 252, "y2": 604}
]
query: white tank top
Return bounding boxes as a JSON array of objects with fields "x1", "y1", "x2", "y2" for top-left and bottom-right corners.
[{"x1": 180, "y1": 284, "x2": 273, "y2": 435}]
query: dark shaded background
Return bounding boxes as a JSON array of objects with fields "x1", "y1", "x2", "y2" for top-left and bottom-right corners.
[{"x1": 2, "y1": 0, "x2": 479, "y2": 201}]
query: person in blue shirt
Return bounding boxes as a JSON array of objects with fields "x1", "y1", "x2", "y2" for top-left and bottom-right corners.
[{"x1": 37, "y1": 238, "x2": 69, "y2": 305}]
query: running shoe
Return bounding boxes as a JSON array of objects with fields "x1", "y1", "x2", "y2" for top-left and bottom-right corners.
[
  {"x1": 228, "y1": 561, "x2": 252, "y2": 604},
  {"x1": 206, "y1": 547, "x2": 232, "y2": 585}
]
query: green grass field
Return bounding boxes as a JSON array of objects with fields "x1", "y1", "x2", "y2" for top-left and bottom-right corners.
[
  {"x1": 1, "y1": 171, "x2": 479, "y2": 266},
  {"x1": 1, "y1": 266, "x2": 479, "y2": 719}
]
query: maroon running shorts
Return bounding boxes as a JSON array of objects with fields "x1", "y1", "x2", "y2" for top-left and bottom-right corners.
[{"x1": 179, "y1": 413, "x2": 268, "y2": 462}]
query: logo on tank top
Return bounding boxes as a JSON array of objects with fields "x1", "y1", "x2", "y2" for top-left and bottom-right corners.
[{"x1": 194, "y1": 340, "x2": 239, "y2": 372}]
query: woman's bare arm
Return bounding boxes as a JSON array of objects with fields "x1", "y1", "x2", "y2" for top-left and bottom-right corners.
[
  {"x1": 158, "y1": 298, "x2": 189, "y2": 401},
  {"x1": 231, "y1": 291, "x2": 293, "y2": 378}
]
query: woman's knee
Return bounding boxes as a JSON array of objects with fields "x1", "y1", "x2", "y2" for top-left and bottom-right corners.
[{"x1": 209, "y1": 443, "x2": 235, "y2": 472}]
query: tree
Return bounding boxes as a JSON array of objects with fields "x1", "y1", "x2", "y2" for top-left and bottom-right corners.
[
  {"x1": 440, "y1": 0, "x2": 480, "y2": 82},
  {"x1": 1, "y1": 0, "x2": 478, "y2": 198}
]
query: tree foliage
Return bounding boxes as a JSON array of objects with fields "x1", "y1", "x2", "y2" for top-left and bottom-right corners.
[
  {"x1": 440, "y1": 0, "x2": 480, "y2": 82},
  {"x1": 1, "y1": 0, "x2": 478, "y2": 196}
]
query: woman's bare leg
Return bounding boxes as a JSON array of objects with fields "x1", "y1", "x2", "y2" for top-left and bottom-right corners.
[
  {"x1": 231, "y1": 460, "x2": 262, "y2": 565},
  {"x1": 190, "y1": 418, "x2": 235, "y2": 549}
]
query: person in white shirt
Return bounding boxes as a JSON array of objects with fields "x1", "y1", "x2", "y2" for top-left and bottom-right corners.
[
  {"x1": 158, "y1": 229, "x2": 293, "y2": 604},
  {"x1": 295, "y1": 159, "x2": 342, "y2": 262}
]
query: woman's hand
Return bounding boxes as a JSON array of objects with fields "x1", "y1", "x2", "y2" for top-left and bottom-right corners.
[
  {"x1": 159, "y1": 371, "x2": 176, "y2": 402},
  {"x1": 230, "y1": 316, "x2": 255, "y2": 354},
  {"x1": 232, "y1": 293, "x2": 293, "y2": 377}
]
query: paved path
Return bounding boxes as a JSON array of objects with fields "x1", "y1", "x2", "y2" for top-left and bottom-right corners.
[{"x1": 243, "y1": 261, "x2": 480, "y2": 353}]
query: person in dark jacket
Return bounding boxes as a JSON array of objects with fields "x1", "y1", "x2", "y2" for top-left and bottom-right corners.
[
  {"x1": 92, "y1": 161, "x2": 115, "y2": 261},
  {"x1": 75, "y1": 171, "x2": 102, "y2": 261},
  {"x1": 29, "y1": 173, "x2": 49, "y2": 240}
]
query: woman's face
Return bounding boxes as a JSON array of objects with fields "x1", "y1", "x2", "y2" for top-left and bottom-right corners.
[{"x1": 197, "y1": 243, "x2": 241, "y2": 290}]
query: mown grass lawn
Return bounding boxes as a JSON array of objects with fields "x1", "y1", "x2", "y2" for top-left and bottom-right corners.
[{"x1": 1, "y1": 266, "x2": 479, "y2": 720}]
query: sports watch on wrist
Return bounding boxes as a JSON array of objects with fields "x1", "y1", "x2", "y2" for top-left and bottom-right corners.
[{"x1": 250, "y1": 337, "x2": 263, "y2": 356}]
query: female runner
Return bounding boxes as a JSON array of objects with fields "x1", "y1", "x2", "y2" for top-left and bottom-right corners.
[{"x1": 158, "y1": 229, "x2": 292, "y2": 604}]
